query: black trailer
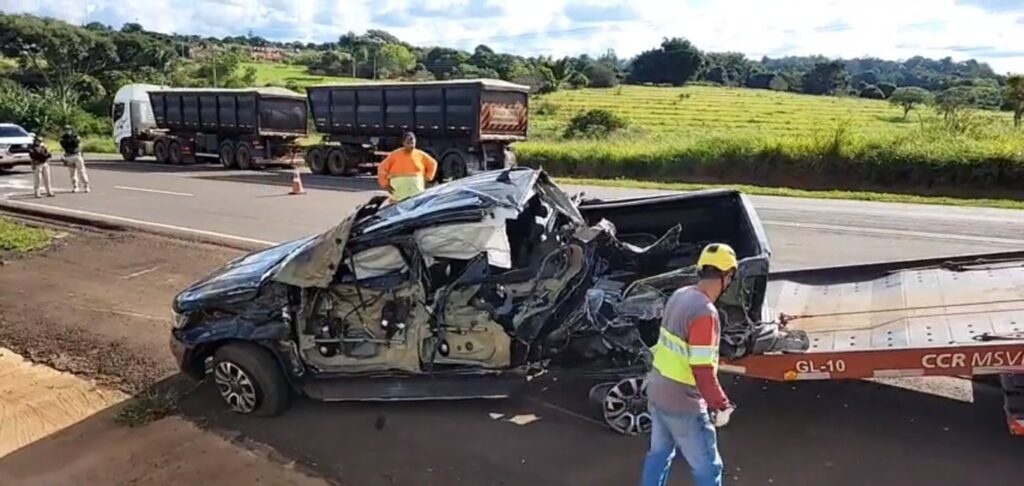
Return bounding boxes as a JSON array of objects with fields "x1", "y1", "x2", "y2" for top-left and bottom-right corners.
[
  {"x1": 305, "y1": 79, "x2": 529, "y2": 180},
  {"x1": 137, "y1": 87, "x2": 307, "y2": 169}
]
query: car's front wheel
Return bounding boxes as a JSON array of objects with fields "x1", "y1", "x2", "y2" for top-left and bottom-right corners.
[{"x1": 212, "y1": 342, "x2": 289, "y2": 416}]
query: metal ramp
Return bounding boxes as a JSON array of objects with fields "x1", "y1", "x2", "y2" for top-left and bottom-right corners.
[{"x1": 719, "y1": 252, "x2": 1024, "y2": 436}]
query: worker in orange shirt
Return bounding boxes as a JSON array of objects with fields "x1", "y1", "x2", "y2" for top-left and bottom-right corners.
[{"x1": 377, "y1": 132, "x2": 438, "y2": 202}]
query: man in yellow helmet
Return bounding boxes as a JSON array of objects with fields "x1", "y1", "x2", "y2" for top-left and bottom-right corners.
[{"x1": 640, "y1": 243, "x2": 738, "y2": 486}]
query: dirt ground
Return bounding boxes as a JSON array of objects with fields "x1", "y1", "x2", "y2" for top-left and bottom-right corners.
[
  {"x1": 0, "y1": 227, "x2": 242, "y2": 392},
  {"x1": 0, "y1": 226, "x2": 324, "y2": 485}
]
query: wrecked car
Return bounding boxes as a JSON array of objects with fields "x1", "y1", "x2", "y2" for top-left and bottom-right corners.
[{"x1": 170, "y1": 168, "x2": 805, "y2": 435}]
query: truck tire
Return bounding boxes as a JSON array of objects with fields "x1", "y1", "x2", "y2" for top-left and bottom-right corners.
[
  {"x1": 235, "y1": 142, "x2": 254, "y2": 170},
  {"x1": 154, "y1": 139, "x2": 169, "y2": 164},
  {"x1": 219, "y1": 142, "x2": 236, "y2": 169},
  {"x1": 326, "y1": 148, "x2": 348, "y2": 176},
  {"x1": 168, "y1": 141, "x2": 183, "y2": 165},
  {"x1": 120, "y1": 139, "x2": 136, "y2": 162},
  {"x1": 305, "y1": 147, "x2": 326, "y2": 174},
  {"x1": 212, "y1": 342, "x2": 290, "y2": 417},
  {"x1": 440, "y1": 151, "x2": 470, "y2": 182}
]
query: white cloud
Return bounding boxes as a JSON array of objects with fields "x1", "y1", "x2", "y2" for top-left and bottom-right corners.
[{"x1": 2, "y1": 0, "x2": 1023, "y2": 73}]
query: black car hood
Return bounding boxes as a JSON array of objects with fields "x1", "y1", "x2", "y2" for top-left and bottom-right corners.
[{"x1": 174, "y1": 236, "x2": 315, "y2": 313}]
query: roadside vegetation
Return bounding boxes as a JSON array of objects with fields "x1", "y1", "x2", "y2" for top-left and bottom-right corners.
[
  {"x1": 114, "y1": 388, "x2": 180, "y2": 427},
  {"x1": 0, "y1": 218, "x2": 54, "y2": 254},
  {"x1": 521, "y1": 85, "x2": 1024, "y2": 198},
  {"x1": 1, "y1": 13, "x2": 1023, "y2": 202}
]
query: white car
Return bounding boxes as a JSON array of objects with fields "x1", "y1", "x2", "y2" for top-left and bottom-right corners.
[{"x1": 0, "y1": 123, "x2": 35, "y2": 170}]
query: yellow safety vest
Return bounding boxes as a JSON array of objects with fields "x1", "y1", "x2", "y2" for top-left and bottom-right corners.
[{"x1": 651, "y1": 326, "x2": 719, "y2": 385}]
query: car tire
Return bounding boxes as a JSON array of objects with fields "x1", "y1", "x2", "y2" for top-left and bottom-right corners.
[
  {"x1": 120, "y1": 139, "x2": 136, "y2": 162},
  {"x1": 306, "y1": 147, "x2": 326, "y2": 174},
  {"x1": 326, "y1": 148, "x2": 347, "y2": 176},
  {"x1": 168, "y1": 141, "x2": 183, "y2": 165},
  {"x1": 219, "y1": 142, "x2": 236, "y2": 169},
  {"x1": 154, "y1": 139, "x2": 169, "y2": 164},
  {"x1": 236, "y1": 142, "x2": 254, "y2": 170},
  {"x1": 212, "y1": 342, "x2": 290, "y2": 417}
]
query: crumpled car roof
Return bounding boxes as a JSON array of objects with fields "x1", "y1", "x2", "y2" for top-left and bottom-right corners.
[{"x1": 272, "y1": 168, "x2": 582, "y2": 288}]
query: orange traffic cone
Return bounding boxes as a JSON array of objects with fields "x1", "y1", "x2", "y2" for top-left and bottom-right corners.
[{"x1": 290, "y1": 168, "x2": 305, "y2": 195}]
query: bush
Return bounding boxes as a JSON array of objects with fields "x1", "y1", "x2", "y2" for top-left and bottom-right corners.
[
  {"x1": 859, "y1": 85, "x2": 885, "y2": 100},
  {"x1": 878, "y1": 82, "x2": 897, "y2": 98},
  {"x1": 706, "y1": 66, "x2": 728, "y2": 85},
  {"x1": 563, "y1": 109, "x2": 628, "y2": 139},
  {"x1": 516, "y1": 129, "x2": 1024, "y2": 197},
  {"x1": 584, "y1": 63, "x2": 619, "y2": 88},
  {"x1": 567, "y1": 72, "x2": 589, "y2": 89}
]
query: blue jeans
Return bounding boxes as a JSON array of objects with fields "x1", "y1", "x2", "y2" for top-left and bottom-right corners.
[{"x1": 640, "y1": 404, "x2": 723, "y2": 486}]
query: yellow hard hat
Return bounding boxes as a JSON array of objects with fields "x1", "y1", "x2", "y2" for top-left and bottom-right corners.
[{"x1": 697, "y1": 243, "x2": 738, "y2": 272}]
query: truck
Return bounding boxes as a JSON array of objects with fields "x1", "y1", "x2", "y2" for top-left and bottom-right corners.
[
  {"x1": 113, "y1": 85, "x2": 308, "y2": 169},
  {"x1": 304, "y1": 79, "x2": 528, "y2": 180},
  {"x1": 114, "y1": 79, "x2": 529, "y2": 179}
]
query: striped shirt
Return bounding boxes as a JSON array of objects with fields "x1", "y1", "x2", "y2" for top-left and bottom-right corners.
[{"x1": 646, "y1": 286, "x2": 721, "y2": 413}]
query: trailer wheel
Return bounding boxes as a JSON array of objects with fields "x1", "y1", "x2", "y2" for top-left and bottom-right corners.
[
  {"x1": 219, "y1": 142, "x2": 236, "y2": 169},
  {"x1": 154, "y1": 139, "x2": 169, "y2": 164},
  {"x1": 120, "y1": 139, "x2": 137, "y2": 162},
  {"x1": 440, "y1": 152, "x2": 470, "y2": 182},
  {"x1": 168, "y1": 141, "x2": 183, "y2": 165},
  {"x1": 326, "y1": 148, "x2": 348, "y2": 176},
  {"x1": 306, "y1": 147, "x2": 326, "y2": 174},
  {"x1": 236, "y1": 142, "x2": 254, "y2": 170}
]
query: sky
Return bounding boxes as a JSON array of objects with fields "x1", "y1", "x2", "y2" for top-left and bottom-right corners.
[{"x1": 3, "y1": 0, "x2": 1024, "y2": 74}]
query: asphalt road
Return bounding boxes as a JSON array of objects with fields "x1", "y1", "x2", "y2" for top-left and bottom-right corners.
[
  {"x1": 3, "y1": 158, "x2": 1024, "y2": 485},
  {"x1": 2, "y1": 157, "x2": 1023, "y2": 271}
]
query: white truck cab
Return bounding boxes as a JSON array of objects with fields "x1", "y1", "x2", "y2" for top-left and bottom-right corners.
[{"x1": 113, "y1": 83, "x2": 166, "y2": 160}]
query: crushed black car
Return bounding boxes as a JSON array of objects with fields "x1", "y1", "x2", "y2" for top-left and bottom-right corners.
[{"x1": 170, "y1": 168, "x2": 808, "y2": 434}]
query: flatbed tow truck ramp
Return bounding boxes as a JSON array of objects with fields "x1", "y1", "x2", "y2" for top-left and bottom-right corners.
[{"x1": 721, "y1": 251, "x2": 1024, "y2": 436}]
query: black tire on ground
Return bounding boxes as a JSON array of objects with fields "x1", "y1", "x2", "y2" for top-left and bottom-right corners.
[
  {"x1": 235, "y1": 142, "x2": 254, "y2": 170},
  {"x1": 306, "y1": 147, "x2": 326, "y2": 174},
  {"x1": 326, "y1": 148, "x2": 348, "y2": 176},
  {"x1": 168, "y1": 141, "x2": 183, "y2": 165},
  {"x1": 120, "y1": 139, "x2": 136, "y2": 162},
  {"x1": 440, "y1": 151, "x2": 470, "y2": 182},
  {"x1": 219, "y1": 142, "x2": 236, "y2": 169},
  {"x1": 212, "y1": 342, "x2": 290, "y2": 417},
  {"x1": 154, "y1": 139, "x2": 169, "y2": 164}
]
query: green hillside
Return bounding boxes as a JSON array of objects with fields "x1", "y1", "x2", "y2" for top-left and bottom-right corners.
[{"x1": 244, "y1": 62, "x2": 361, "y2": 89}]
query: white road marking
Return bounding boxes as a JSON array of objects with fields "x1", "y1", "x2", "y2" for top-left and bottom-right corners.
[
  {"x1": 114, "y1": 185, "x2": 194, "y2": 197},
  {"x1": 120, "y1": 266, "x2": 160, "y2": 280},
  {"x1": 0, "y1": 200, "x2": 275, "y2": 247},
  {"x1": 764, "y1": 220, "x2": 1024, "y2": 246}
]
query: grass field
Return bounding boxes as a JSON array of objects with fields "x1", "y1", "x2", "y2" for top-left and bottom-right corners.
[
  {"x1": 244, "y1": 62, "x2": 360, "y2": 89},
  {"x1": 0, "y1": 218, "x2": 53, "y2": 254},
  {"x1": 519, "y1": 85, "x2": 1024, "y2": 199}
]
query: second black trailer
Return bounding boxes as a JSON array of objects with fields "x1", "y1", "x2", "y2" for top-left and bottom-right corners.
[{"x1": 305, "y1": 79, "x2": 530, "y2": 179}]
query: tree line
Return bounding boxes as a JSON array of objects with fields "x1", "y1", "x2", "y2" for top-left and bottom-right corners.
[{"x1": 1, "y1": 12, "x2": 1022, "y2": 139}]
